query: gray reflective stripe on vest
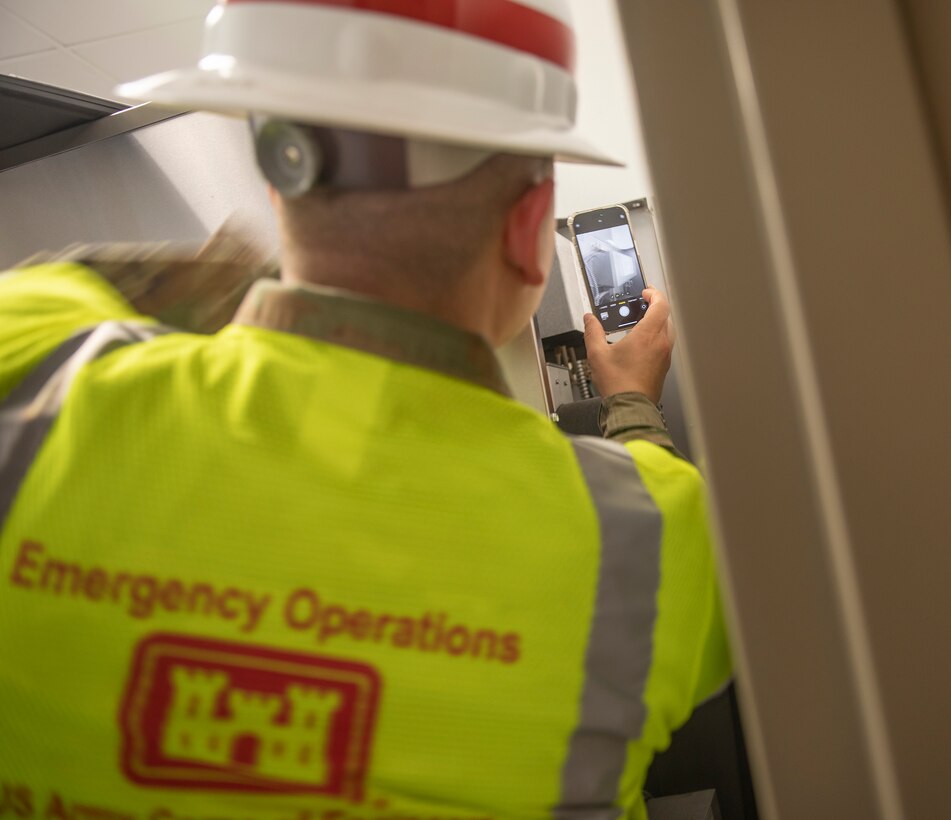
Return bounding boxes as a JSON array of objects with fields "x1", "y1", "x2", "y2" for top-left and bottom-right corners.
[
  {"x1": 556, "y1": 436, "x2": 663, "y2": 820},
  {"x1": 0, "y1": 320, "x2": 172, "y2": 528}
]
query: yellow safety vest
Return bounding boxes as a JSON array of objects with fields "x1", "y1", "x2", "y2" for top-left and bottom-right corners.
[{"x1": 0, "y1": 263, "x2": 729, "y2": 820}]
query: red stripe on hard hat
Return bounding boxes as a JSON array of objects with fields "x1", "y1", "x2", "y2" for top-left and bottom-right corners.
[{"x1": 225, "y1": 0, "x2": 575, "y2": 71}]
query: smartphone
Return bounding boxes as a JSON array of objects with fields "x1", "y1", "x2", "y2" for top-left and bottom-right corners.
[{"x1": 568, "y1": 204, "x2": 649, "y2": 334}]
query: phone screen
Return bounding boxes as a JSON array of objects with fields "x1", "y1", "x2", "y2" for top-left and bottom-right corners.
[{"x1": 572, "y1": 207, "x2": 648, "y2": 333}]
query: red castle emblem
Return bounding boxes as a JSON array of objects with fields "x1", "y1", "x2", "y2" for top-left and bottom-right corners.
[{"x1": 119, "y1": 633, "x2": 381, "y2": 799}]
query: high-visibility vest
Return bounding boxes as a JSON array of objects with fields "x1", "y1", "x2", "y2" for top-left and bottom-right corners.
[{"x1": 0, "y1": 263, "x2": 729, "y2": 820}]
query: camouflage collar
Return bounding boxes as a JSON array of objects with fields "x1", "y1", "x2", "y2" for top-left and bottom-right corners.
[{"x1": 233, "y1": 279, "x2": 512, "y2": 397}]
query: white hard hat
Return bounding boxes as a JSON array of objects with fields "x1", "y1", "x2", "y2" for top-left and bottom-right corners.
[{"x1": 118, "y1": 0, "x2": 619, "y2": 166}]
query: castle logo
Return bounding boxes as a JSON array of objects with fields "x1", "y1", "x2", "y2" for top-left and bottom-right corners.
[{"x1": 119, "y1": 633, "x2": 381, "y2": 798}]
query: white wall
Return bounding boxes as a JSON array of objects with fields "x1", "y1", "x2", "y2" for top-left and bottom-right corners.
[
  {"x1": 0, "y1": 113, "x2": 278, "y2": 270},
  {"x1": 555, "y1": 0, "x2": 653, "y2": 217}
]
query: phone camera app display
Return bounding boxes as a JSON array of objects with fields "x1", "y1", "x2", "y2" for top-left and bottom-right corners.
[{"x1": 577, "y1": 223, "x2": 646, "y2": 317}]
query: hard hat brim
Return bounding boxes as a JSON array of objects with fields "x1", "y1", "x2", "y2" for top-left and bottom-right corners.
[{"x1": 117, "y1": 66, "x2": 623, "y2": 167}]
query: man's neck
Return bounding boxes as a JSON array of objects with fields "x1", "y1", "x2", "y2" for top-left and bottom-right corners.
[{"x1": 279, "y1": 258, "x2": 500, "y2": 346}]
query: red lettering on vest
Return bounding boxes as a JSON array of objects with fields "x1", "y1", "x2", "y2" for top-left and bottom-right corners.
[{"x1": 9, "y1": 541, "x2": 41, "y2": 588}]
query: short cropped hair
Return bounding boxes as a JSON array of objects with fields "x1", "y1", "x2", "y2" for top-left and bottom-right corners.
[{"x1": 278, "y1": 152, "x2": 551, "y2": 291}]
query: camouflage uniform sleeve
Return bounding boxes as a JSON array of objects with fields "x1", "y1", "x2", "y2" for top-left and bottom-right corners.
[
  {"x1": 15, "y1": 220, "x2": 278, "y2": 335},
  {"x1": 600, "y1": 391, "x2": 685, "y2": 458}
]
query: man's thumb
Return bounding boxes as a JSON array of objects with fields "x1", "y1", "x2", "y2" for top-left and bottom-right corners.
[{"x1": 583, "y1": 313, "x2": 608, "y2": 354}]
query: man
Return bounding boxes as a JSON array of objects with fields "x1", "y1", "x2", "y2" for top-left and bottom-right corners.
[{"x1": 0, "y1": 2, "x2": 729, "y2": 819}]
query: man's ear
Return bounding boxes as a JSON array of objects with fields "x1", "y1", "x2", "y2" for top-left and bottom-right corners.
[{"x1": 503, "y1": 178, "x2": 555, "y2": 287}]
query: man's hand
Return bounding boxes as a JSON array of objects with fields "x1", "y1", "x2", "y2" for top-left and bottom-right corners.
[{"x1": 583, "y1": 287, "x2": 674, "y2": 404}]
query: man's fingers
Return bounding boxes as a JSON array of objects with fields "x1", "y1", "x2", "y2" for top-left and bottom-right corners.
[{"x1": 583, "y1": 313, "x2": 608, "y2": 355}]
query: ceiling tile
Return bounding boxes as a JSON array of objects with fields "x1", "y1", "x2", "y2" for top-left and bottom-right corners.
[
  {"x1": 0, "y1": 50, "x2": 119, "y2": 100},
  {"x1": 0, "y1": 0, "x2": 215, "y2": 46},
  {"x1": 75, "y1": 18, "x2": 205, "y2": 92},
  {"x1": 0, "y1": 7, "x2": 56, "y2": 59}
]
